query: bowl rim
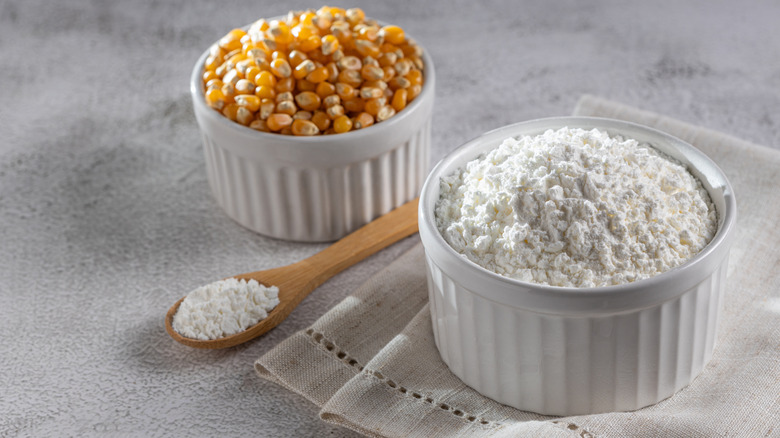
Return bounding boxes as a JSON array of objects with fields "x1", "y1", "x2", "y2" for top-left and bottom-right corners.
[
  {"x1": 419, "y1": 116, "x2": 737, "y2": 314},
  {"x1": 190, "y1": 22, "x2": 435, "y2": 149}
]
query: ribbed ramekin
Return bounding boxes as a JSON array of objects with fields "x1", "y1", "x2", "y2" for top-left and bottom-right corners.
[
  {"x1": 190, "y1": 35, "x2": 434, "y2": 242},
  {"x1": 418, "y1": 117, "x2": 737, "y2": 416}
]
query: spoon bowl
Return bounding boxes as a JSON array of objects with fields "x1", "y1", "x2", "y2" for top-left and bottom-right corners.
[{"x1": 165, "y1": 197, "x2": 419, "y2": 349}]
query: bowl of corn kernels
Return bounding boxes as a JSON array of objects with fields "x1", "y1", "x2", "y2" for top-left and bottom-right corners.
[{"x1": 191, "y1": 6, "x2": 435, "y2": 242}]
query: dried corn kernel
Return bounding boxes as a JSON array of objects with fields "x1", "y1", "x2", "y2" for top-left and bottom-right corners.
[
  {"x1": 391, "y1": 88, "x2": 407, "y2": 112},
  {"x1": 235, "y1": 94, "x2": 261, "y2": 112},
  {"x1": 352, "y1": 112, "x2": 374, "y2": 129},
  {"x1": 270, "y1": 58, "x2": 292, "y2": 78},
  {"x1": 379, "y1": 25, "x2": 405, "y2": 45},
  {"x1": 333, "y1": 114, "x2": 353, "y2": 133},
  {"x1": 295, "y1": 91, "x2": 321, "y2": 111},
  {"x1": 316, "y1": 81, "x2": 336, "y2": 98},
  {"x1": 311, "y1": 110, "x2": 331, "y2": 131},
  {"x1": 291, "y1": 119, "x2": 320, "y2": 136},
  {"x1": 276, "y1": 100, "x2": 297, "y2": 115},
  {"x1": 202, "y1": 7, "x2": 424, "y2": 135},
  {"x1": 266, "y1": 113, "x2": 293, "y2": 131}
]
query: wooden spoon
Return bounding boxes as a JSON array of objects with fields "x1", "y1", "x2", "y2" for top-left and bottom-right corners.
[{"x1": 165, "y1": 197, "x2": 419, "y2": 349}]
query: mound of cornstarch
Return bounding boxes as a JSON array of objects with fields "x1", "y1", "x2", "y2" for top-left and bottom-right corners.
[
  {"x1": 435, "y1": 127, "x2": 718, "y2": 287},
  {"x1": 172, "y1": 278, "x2": 279, "y2": 340}
]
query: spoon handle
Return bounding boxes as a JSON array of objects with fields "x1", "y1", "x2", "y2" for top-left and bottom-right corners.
[{"x1": 303, "y1": 197, "x2": 419, "y2": 288}]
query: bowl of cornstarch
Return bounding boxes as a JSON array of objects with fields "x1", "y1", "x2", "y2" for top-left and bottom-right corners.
[{"x1": 418, "y1": 117, "x2": 736, "y2": 416}]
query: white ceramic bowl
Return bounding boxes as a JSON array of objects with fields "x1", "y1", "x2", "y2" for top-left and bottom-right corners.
[
  {"x1": 190, "y1": 34, "x2": 435, "y2": 242},
  {"x1": 418, "y1": 117, "x2": 737, "y2": 416}
]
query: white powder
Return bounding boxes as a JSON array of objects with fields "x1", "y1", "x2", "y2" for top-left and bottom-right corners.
[
  {"x1": 435, "y1": 127, "x2": 718, "y2": 287},
  {"x1": 172, "y1": 278, "x2": 280, "y2": 340}
]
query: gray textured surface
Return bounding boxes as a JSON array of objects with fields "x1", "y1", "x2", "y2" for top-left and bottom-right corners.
[{"x1": 1, "y1": 0, "x2": 778, "y2": 436}]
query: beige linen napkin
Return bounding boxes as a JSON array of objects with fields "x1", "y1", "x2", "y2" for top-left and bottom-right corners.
[{"x1": 256, "y1": 95, "x2": 780, "y2": 437}]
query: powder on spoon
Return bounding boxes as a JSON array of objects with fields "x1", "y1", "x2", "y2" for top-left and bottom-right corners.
[{"x1": 172, "y1": 278, "x2": 280, "y2": 340}]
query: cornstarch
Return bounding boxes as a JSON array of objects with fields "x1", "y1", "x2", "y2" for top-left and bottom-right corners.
[
  {"x1": 435, "y1": 127, "x2": 717, "y2": 287},
  {"x1": 172, "y1": 278, "x2": 279, "y2": 340}
]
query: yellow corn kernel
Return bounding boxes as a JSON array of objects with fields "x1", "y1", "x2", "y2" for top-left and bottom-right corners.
[
  {"x1": 401, "y1": 43, "x2": 422, "y2": 58},
  {"x1": 337, "y1": 69, "x2": 363, "y2": 88},
  {"x1": 236, "y1": 59, "x2": 255, "y2": 77},
  {"x1": 266, "y1": 113, "x2": 293, "y2": 131},
  {"x1": 204, "y1": 54, "x2": 221, "y2": 71},
  {"x1": 271, "y1": 50, "x2": 287, "y2": 61},
  {"x1": 270, "y1": 58, "x2": 292, "y2": 78},
  {"x1": 394, "y1": 59, "x2": 411, "y2": 76},
  {"x1": 298, "y1": 35, "x2": 322, "y2": 52},
  {"x1": 375, "y1": 105, "x2": 396, "y2": 122},
  {"x1": 388, "y1": 76, "x2": 411, "y2": 90},
  {"x1": 295, "y1": 91, "x2": 321, "y2": 111},
  {"x1": 326, "y1": 104, "x2": 345, "y2": 119},
  {"x1": 311, "y1": 110, "x2": 331, "y2": 131},
  {"x1": 357, "y1": 25, "x2": 379, "y2": 42},
  {"x1": 279, "y1": 126, "x2": 293, "y2": 135},
  {"x1": 221, "y1": 83, "x2": 236, "y2": 102},
  {"x1": 275, "y1": 77, "x2": 296, "y2": 93},
  {"x1": 298, "y1": 11, "x2": 316, "y2": 27},
  {"x1": 276, "y1": 100, "x2": 297, "y2": 115},
  {"x1": 319, "y1": 61, "x2": 335, "y2": 80},
  {"x1": 254, "y1": 70, "x2": 277, "y2": 88},
  {"x1": 296, "y1": 79, "x2": 316, "y2": 92},
  {"x1": 361, "y1": 64, "x2": 384, "y2": 81},
  {"x1": 292, "y1": 110, "x2": 313, "y2": 120},
  {"x1": 337, "y1": 55, "x2": 362, "y2": 71},
  {"x1": 330, "y1": 21, "x2": 352, "y2": 43},
  {"x1": 255, "y1": 85, "x2": 276, "y2": 100},
  {"x1": 247, "y1": 48, "x2": 268, "y2": 64},
  {"x1": 288, "y1": 49, "x2": 308, "y2": 67},
  {"x1": 342, "y1": 98, "x2": 365, "y2": 113},
  {"x1": 360, "y1": 87, "x2": 383, "y2": 99},
  {"x1": 269, "y1": 20, "x2": 293, "y2": 45},
  {"x1": 378, "y1": 52, "x2": 398, "y2": 67},
  {"x1": 345, "y1": 8, "x2": 365, "y2": 25},
  {"x1": 352, "y1": 112, "x2": 374, "y2": 130},
  {"x1": 235, "y1": 94, "x2": 261, "y2": 112},
  {"x1": 305, "y1": 67, "x2": 328, "y2": 84},
  {"x1": 364, "y1": 97, "x2": 386, "y2": 116},
  {"x1": 259, "y1": 101, "x2": 275, "y2": 120},
  {"x1": 249, "y1": 119, "x2": 270, "y2": 132},
  {"x1": 275, "y1": 91, "x2": 294, "y2": 102},
  {"x1": 323, "y1": 94, "x2": 341, "y2": 108},
  {"x1": 315, "y1": 81, "x2": 336, "y2": 98},
  {"x1": 222, "y1": 103, "x2": 240, "y2": 121},
  {"x1": 408, "y1": 84, "x2": 422, "y2": 100},
  {"x1": 223, "y1": 69, "x2": 241, "y2": 86},
  {"x1": 293, "y1": 59, "x2": 316, "y2": 79},
  {"x1": 236, "y1": 107, "x2": 254, "y2": 126},
  {"x1": 291, "y1": 119, "x2": 320, "y2": 136},
  {"x1": 354, "y1": 39, "x2": 380, "y2": 58},
  {"x1": 321, "y1": 34, "x2": 339, "y2": 55},
  {"x1": 362, "y1": 56, "x2": 379, "y2": 67},
  {"x1": 219, "y1": 29, "x2": 246, "y2": 52},
  {"x1": 235, "y1": 79, "x2": 255, "y2": 95},
  {"x1": 205, "y1": 88, "x2": 226, "y2": 110},
  {"x1": 405, "y1": 69, "x2": 423, "y2": 85},
  {"x1": 335, "y1": 82, "x2": 356, "y2": 100},
  {"x1": 391, "y1": 88, "x2": 408, "y2": 112},
  {"x1": 380, "y1": 25, "x2": 405, "y2": 45},
  {"x1": 244, "y1": 66, "x2": 262, "y2": 83},
  {"x1": 203, "y1": 70, "x2": 219, "y2": 83},
  {"x1": 333, "y1": 114, "x2": 353, "y2": 133},
  {"x1": 206, "y1": 78, "x2": 223, "y2": 91}
]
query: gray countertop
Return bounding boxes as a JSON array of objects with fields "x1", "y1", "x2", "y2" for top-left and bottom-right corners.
[{"x1": 2, "y1": 0, "x2": 778, "y2": 436}]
